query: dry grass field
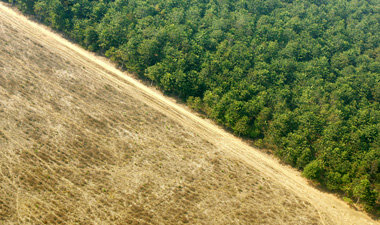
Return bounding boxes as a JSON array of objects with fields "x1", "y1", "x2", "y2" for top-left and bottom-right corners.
[{"x1": 0, "y1": 3, "x2": 377, "y2": 225}]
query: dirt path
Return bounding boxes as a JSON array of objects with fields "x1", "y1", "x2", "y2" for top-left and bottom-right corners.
[{"x1": 0, "y1": 3, "x2": 377, "y2": 224}]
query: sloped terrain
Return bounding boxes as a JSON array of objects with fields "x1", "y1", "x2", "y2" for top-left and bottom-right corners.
[{"x1": 0, "y1": 4, "x2": 377, "y2": 225}]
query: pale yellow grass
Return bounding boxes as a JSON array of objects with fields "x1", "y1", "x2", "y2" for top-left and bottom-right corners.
[{"x1": 0, "y1": 3, "x2": 377, "y2": 225}]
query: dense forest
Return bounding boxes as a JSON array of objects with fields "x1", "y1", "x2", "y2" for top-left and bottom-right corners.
[{"x1": 5, "y1": 0, "x2": 379, "y2": 212}]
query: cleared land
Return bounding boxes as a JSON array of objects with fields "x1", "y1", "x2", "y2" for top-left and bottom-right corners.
[{"x1": 0, "y1": 3, "x2": 377, "y2": 225}]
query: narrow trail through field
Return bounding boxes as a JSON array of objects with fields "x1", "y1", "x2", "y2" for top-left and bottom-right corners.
[{"x1": 0, "y1": 3, "x2": 377, "y2": 224}]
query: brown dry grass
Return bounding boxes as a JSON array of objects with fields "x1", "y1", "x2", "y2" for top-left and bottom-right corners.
[{"x1": 0, "y1": 3, "x2": 377, "y2": 225}]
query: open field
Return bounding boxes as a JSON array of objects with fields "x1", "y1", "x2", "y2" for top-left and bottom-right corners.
[{"x1": 0, "y1": 3, "x2": 377, "y2": 224}]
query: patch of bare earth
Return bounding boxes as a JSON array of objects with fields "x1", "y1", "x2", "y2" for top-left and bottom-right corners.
[{"x1": 0, "y1": 3, "x2": 377, "y2": 225}]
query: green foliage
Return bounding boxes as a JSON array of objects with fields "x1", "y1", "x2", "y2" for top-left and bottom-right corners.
[
  {"x1": 303, "y1": 160, "x2": 324, "y2": 181},
  {"x1": 353, "y1": 178, "x2": 378, "y2": 210},
  {"x1": 6, "y1": 0, "x2": 379, "y2": 211}
]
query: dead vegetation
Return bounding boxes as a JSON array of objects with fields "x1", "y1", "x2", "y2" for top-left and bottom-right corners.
[{"x1": 0, "y1": 4, "x2": 377, "y2": 225}]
